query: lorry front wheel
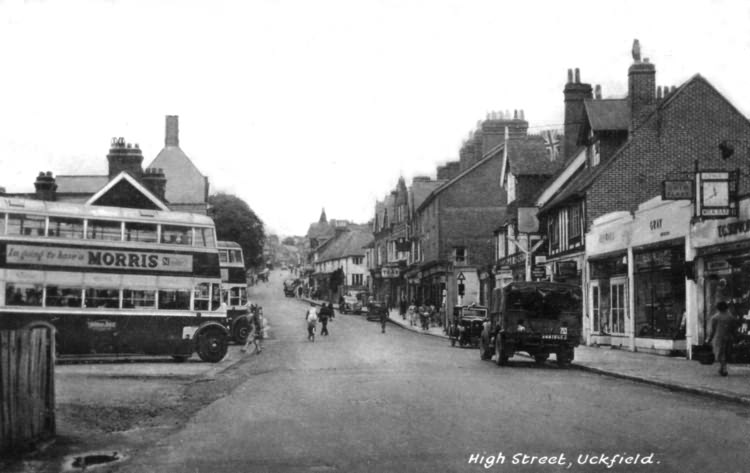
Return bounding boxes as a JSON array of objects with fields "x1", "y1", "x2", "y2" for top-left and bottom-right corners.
[{"x1": 495, "y1": 336, "x2": 508, "y2": 366}]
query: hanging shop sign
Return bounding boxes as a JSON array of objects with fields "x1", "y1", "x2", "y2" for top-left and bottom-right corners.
[
  {"x1": 695, "y1": 170, "x2": 738, "y2": 218},
  {"x1": 381, "y1": 267, "x2": 401, "y2": 278}
]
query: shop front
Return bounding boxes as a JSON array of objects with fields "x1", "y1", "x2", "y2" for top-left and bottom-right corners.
[
  {"x1": 691, "y1": 197, "x2": 750, "y2": 362},
  {"x1": 585, "y1": 211, "x2": 632, "y2": 348},
  {"x1": 630, "y1": 198, "x2": 691, "y2": 356}
]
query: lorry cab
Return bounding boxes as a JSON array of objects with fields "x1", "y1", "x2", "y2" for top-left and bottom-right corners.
[{"x1": 481, "y1": 282, "x2": 582, "y2": 366}]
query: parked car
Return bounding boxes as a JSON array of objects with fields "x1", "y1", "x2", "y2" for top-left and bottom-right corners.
[
  {"x1": 449, "y1": 305, "x2": 487, "y2": 348},
  {"x1": 480, "y1": 282, "x2": 582, "y2": 366},
  {"x1": 340, "y1": 295, "x2": 362, "y2": 315},
  {"x1": 365, "y1": 300, "x2": 388, "y2": 321}
]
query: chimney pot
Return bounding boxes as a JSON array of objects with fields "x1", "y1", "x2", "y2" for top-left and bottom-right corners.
[
  {"x1": 574, "y1": 68, "x2": 580, "y2": 83},
  {"x1": 595, "y1": 84, "x2": 602, "y2": 100},
  {"x1": 165, "y1": 115, "x2": 179, "y2": 147},
  {"x1": 567, "y1": 69, "x2": 573, "y2": 84}
]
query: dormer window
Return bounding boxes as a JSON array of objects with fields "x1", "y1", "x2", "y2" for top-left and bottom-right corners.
[
  {"x1": 507, "y1": 174, "x2": 517, "y2": 203},
  {"x1": 587, "y1": 131, "x2": 601, "y2": 167}
]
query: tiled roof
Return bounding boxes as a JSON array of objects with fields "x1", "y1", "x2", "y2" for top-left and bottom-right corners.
[
  {"x1": 318, "y1": 229, "x2": 374, "y2": 261},
  {"x1": 55, "y1": 175, "x2": 108, "y2": 194},
  {"x1": 409, "y1": 180, "x2": 443, "y2": 211},
  {"x1": 584, "y1": 99, "x2": 629, "y2": 131},
  {"x1": 508, "y1": 136, "x2": 564, "y2": 176},
  {"x1": 147, "y1": 145, "x2": 207, "y2": 205},
  {"x1": 306, "y1": 221, "x2": 334, "y2": 240},
  {"x1": 540, "y1": 77, "x2": 707, "y2": 213}
]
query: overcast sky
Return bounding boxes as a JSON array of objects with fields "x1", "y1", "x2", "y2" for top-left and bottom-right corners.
[{"x1": 1, "y1": 0, "x2": 749, "y2": 236}]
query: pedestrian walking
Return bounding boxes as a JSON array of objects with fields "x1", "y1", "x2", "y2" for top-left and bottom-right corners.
[
  {"x1": 328, "y1": 302, "x2": 335, "y2": 320},
  {"x1": 380, "y1": 306, "x2": 388, "y2": 334},
  {"x1": 319, "y1": 303, "x2": 331, "y2": 336},
  {"x1": 306, "y1": 304, "x2": 318, "y2": 342},
  {"x1": 407, "y1": 302, "x2": 416, "y2": 327},
  {"x1": 706, "y1": 301, "x2": 739, "y2": 376},
  {"x1": 399, "y1": 298, "x2": 408, "y2": 320},
  {"x1": 241, "y1": 310, "x2": 265, "y2": 354}
]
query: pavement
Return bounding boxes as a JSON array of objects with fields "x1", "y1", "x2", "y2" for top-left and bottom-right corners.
[{"x1": 301, "y1": 297, "x2": 750, "y2": 406}]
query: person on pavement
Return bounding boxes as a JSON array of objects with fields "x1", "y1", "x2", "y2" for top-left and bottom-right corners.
[
  {"x1": 306, "y1": 304, "x2": 318, "y2": 342},
  {"x1": 399, "y1": 297, "x2": 408, "y2": 320},
  {"x1": 407, "y1": 301, "x2": 416, "y2": 327},
  {"x1": 328, "y1": 302, "x2": 335, "y2": 320},
  {"x1": 380, "y1": 304, "x2": 388, "y2": 334},
  {"x1": 706, "y1": 301, "x2": 738, "y2": 376},
  {"x1": 319, "y1": 303, "x2": 330, "y2": 336},
  {"x1": 241, "y1": 310, "x2": 264, "y2": 354}
]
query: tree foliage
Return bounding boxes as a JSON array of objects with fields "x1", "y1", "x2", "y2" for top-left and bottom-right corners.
[
  {"x1": 208, "y1": 193, "x2": 266, "y2": 268},
  {"x1": 282, "y1": 236, "x2": 296, "y2": 246}
]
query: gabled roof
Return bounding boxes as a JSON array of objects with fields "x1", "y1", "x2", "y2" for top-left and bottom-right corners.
[
  {"x1": 56, "y1": 175, "x2": 109, "y2": 194},
  {"x1": 409, "y1": 179, "x2": 443, "y2": 211},
  {"x1": 584, "y1": 99, "x2": 629, "y2": 131},
  {"x1": 306, "y1": 220, "x2": 334, "y2": 240},
  {"x1": 147, "y1": 145, "x2": 207, "y2": 205},
  {"x1": 419, "y1": 141, "x2": 505, "y2": 212},
  {"x1": 86, "y1": 171, "x2": 169, "y2": 211},
  {"x1": 540, "y1": 75, "x2": 736, "y2": 213},
  {"x1": 318, "y1": 229, "x2": 374, "y2": 262}
]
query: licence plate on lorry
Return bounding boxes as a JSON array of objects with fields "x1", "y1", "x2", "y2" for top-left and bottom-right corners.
[{"x1": 541, "y1": 334, "x2": 567, "y2": 340}]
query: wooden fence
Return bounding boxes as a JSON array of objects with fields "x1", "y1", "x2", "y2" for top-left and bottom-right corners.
[{"x1": 0, "y1": 322, "x2": 56, "y2": 455}]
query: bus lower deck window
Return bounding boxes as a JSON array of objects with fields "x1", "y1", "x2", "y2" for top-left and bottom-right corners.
[
  {"x1": 45, "y1": 286, "x2": 83, "y2": 307},
  {"x1": 123, "y1": 289, "x2": 156, "y2": 309},
  {"x1": 158, "y1": 289, "x2": 190, "y2": 310},
  {"x1": 5, "y1": 283, "x2": 43, "y2": 306},
  {"x1": 85, "y1": 288, "x2": 120, "y2": 309},
  {"x1": 194, "y1": 283, "x2": 210, "y2": 311}
]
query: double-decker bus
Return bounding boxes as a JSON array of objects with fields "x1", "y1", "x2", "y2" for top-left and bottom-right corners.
[
  {"x1": 0, "y1": 197, "x2": 229, "y2": 362},
  {"x1": 217, "y1": 240, "x2": 253, "y2": 343}
]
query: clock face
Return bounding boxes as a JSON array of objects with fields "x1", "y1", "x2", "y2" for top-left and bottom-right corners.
[{"x1": 702, "y1": 181, "x2": 729, "y2": 207}]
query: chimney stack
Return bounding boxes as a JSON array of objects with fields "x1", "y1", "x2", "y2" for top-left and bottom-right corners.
[
  {"x1": 142, "y1": 168, "x2": 168, "y2": 202},
  {"x1": 34, "y1": 171, "x2": 57, "y2": 201},
  {"x1": 107, "y1": 137, "x2": 144, "y2": 180},
  {"x1": 627, "y1": 39, "x2": 656, "y2": 131},
  {"x1": 563, "y1": 68, "x2": 593, "y2": 160},
  {"x1": 165, "y1": 115, "x2": 179, "y2": 147}
]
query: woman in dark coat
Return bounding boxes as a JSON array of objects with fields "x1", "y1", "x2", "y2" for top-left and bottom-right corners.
[{"x1": 706, "y1": 301, "x2": 739, "y2": 376}]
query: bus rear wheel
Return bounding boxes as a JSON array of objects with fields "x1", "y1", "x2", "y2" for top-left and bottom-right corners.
[{"x1": 197, "y1": 328, "x2": 228, "y2": 363}]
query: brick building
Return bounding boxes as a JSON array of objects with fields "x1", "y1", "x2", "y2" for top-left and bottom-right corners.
[{"x1": 536, "y1": 41, "x2": 750, "y2": 357}]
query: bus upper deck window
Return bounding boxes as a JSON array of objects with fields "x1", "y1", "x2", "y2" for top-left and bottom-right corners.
[
  {"x1": 161, "y1": 225, "x2": 193, "y2": 245},
  {"x1": 231, "y1": 250, "x2": 243, "y2": 264},
  {"x1": 195, "y1": 227, "x2": 216, "y2": 248},
  {"x1": 219, "y1": 250, "x2": 228, "y2": 263},
  {"x1": 48, "y1": 217, "x2": 84, "y2": 239},
  {"x1": 88, "y1": 220, "x2": 122, "y2": 241},
  {"x1": 7, "y1": 214, "x2": 45, "y2": 237},
  {"x1": 5, "y1": 283, "x2": 43, "y2": 306},
  {"x1": 125, "y1": 222, "x2": 158, "y2": 243}
]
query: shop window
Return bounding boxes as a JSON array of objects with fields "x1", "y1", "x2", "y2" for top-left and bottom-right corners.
[
  {"x1": 161, "y1": 225, "x2": 192, "y2": 245},
  {"x1": 125, "y1": 222, "x2": 158, "y2": 243},
  {"x1": 85, "y1": 288, "x2": 120, "y2": 309},
  {"x1": 193, "y1": 283, "x2": 210, "y2": 311},
  {"x1": 591, "y1": 284, "x2": 602, "y2": 333},
  {"x1": 158, "y1": 289, "x2": 191, "y2": 310},
  {"x1": 87, "y1": 220, "x2": 122, "y2": 241},
  {"x1": 610, "y1": 280, "x2": 627, "y2": 335},
  {"x1": 5, "y1": 283, "x2": 43, "y2": 306},
  {"x1": 122, "y1": 289, "x2": 156, "y2": 309},
  {"x1": 7, "y1": 214, "x2": 45, "y2": 237},
  {"x1": 45, "y1": 286, "x2": 83, "y2": 307},
  {"x1": 634, "y1": 247, "x2": 685, "y2": 339},
  {"x1": 48, "y1": 217, "x2": 84, "y2": 239}
]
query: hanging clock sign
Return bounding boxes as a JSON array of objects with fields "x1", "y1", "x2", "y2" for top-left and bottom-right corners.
[{"x1": 695, "y1": 170, "x2": 738, "y2": 218}]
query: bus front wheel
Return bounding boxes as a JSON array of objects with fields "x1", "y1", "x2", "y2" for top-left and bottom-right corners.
[
  {"x1": 233, "y1": 319, "x2": 251, "y2": 344},
  {"x1": 197, "y1": 328, "x2": 228, "y2": 363}
]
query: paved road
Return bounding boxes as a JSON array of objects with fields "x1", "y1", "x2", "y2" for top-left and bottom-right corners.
[{"x1": 115, "y1": 271, "x2": 750, "y2": 473}]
